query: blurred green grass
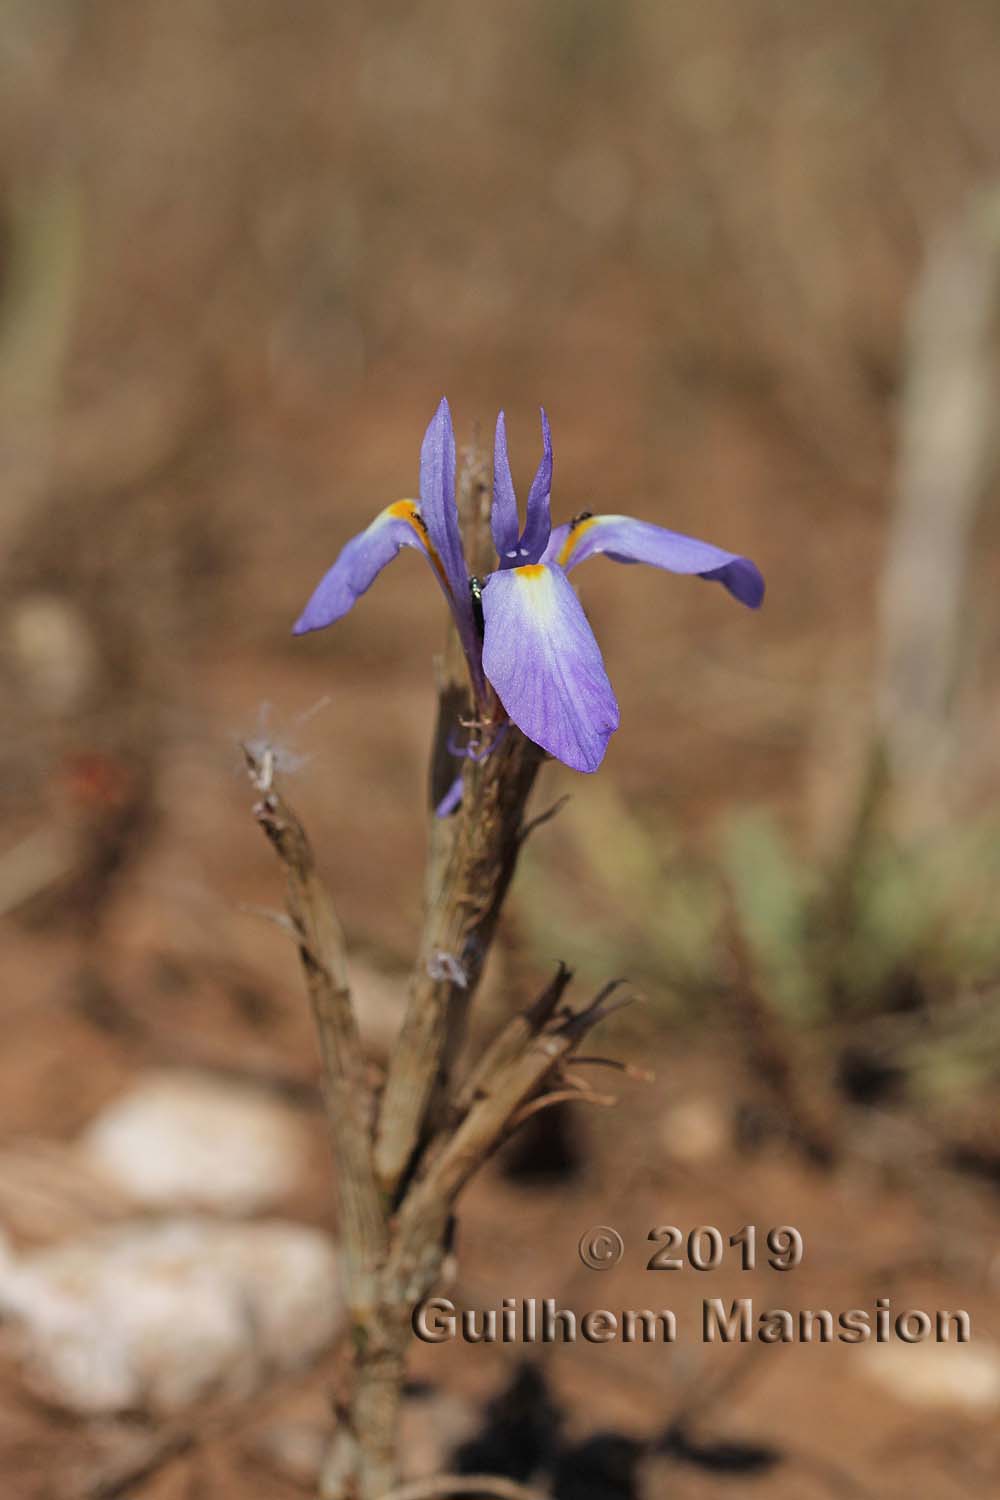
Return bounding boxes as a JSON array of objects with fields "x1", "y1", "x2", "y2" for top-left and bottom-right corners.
[{"x1": 515, "y1": 782, "x2": 1000, "y2": 1111}]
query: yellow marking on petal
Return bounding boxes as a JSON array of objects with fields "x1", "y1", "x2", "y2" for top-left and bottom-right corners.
[
  {"x1": 557, "y1": 514, "x2": 599, "y2": 567},
  {"x1": 513, "y1": 563, "x2": 561, "y2": 629},
  {"x1": 388, "y1": 498, "x2": 424, "y2": 533},
  {"x1": 387, "y1": 498, "x2": 451, "y2": 594}
]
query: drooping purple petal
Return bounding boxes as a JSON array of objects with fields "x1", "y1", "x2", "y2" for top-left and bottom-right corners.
[
  {"x1": 481, "y1": 563, "x2": 620, "y2": 773},
  {"x1": 544, "y1": 514, "x2": 764, "y2": 608},
  {"x1": 491, "y1": 411, "x2": 519, "y2": 560},
  {"x1": 518, "y1": 407, "x2": 553, "y2": 564},
  {"x1": 695, "y1": 557, "x2": 766, "y2": 607},
  {"x1": 293, "y1": 502, "x2": 429, "y2": 634}
]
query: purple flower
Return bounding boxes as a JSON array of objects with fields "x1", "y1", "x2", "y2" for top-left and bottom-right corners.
[{"x1": 294, "y1": 399, "x2": 763, "y2": 773}]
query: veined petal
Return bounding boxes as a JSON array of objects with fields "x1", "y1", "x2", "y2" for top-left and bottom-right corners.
[
  {"x1": 419, "y1": 398, "x2": 468, "y2": 604},
  {"x1": 492, "y1": 408, "x2": 554, "y2": 568},
  {"x1": 491, "y1": 411, "x2": 519, "y2": 559},
  {"x1": 519, "y1": 407, "x2": 553, "y2": 564},
  {"x1": 481, "y1": 563, "x2": 619, "y2": 773},
  {"x1": 293, "y1": 501, "x2": 430, "y2": 634},
  {"x1": 419, "y1": 398, "x2": 482, "y2": 675},
  {"x1": 545, "y1": 513, "x2": 764, "y2": 608}
]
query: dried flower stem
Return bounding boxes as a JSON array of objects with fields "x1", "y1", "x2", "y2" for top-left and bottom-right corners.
[
  {"x1": 244, "y1": 746, "x2": 386, "y2": 1315},
  {"x1": 246, "y1": 437, "x2": 632, "y2": 1500},
  {"x1": 245, "y1": 745, "x2": 620, "y2": 1496},
  {"x1": 374, "y1": 444, "x2": 543, "y2": 1201},
  {"x1": 375, "y1": 727, "x2": 543, "y2": 1199}
]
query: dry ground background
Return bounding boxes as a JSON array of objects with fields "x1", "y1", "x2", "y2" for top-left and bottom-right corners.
[{"x1": 2, "y1": 2, "x2": 1000, "y2": 1497}]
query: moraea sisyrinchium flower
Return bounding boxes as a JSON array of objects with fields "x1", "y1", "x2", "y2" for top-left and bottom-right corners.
[{"x1": 294, "y1": 398, "x2": 763, "y2": 774}]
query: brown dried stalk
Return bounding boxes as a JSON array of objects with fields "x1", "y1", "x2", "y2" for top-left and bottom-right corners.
[
  {"x1": 244, "y1": 745, "x2": 386, "y2": 1318},
  {"x1": 387, "y1": 985, "x2": 630, "y2": 1296},
  {"x1": 245, "y1": 769, "x2": 622, "y2": 1475},
  {"x1": 245, "y1": 434, "x2": 635, "y2": 1499},
  {"x1": 373, "y1": 444, "x2": 544, "y2": 1201},
  {"x1": 244, "y1": 745, "x2": 623, "y2": 1496}
]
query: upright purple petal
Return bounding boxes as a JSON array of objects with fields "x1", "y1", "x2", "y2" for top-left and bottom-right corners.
[
  {"x1": 491, "y1": 411, "x2": 519, "y2": 560},
  {"x1": 419, "y1": 398, "x2": 466, "y2": 603},
  {"x1": 419, "y1": 399, "x2": 488, "y2": 696},
  {"x1": 545, "y1": 513, "x2": 764, "y2": 608},
  {"x1": 419, "y1": 398, "x2": 482, "y2": 676},
  {"x1": 481, "y1": 563, "x2": 619, "y2": 773},
  {"x1": 518, "y1": 407, "x2": 553, "y2": 564},
  {"x1": 293, "y1": 502, "x2": 429, "y2": 634}
]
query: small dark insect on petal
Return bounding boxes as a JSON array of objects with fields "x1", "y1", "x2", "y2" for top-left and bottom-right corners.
[
  {"x1": 469, "y1": 574, "x2": 485, "y2": 638},
  {"x1": 569, "y1": 511, "x2": 594, "y2": 530}
]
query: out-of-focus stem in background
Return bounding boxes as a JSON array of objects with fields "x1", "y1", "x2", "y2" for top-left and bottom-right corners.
[{"x1": 876, "y1": 185, "x2": 1000, "y2": 833}]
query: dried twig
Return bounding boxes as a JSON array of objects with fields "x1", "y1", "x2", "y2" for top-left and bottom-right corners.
[
  {"x1": 246, "y1": 736, "x2": 623, "y2": 1499},
  {"x1": 386, "y1": 980, "x2": 628, "y2": 1307},
  {"x1": 451, "y1": 961, "x2": 573, "y2": 1119},
  {"x1": 518, "y1": 794, "x2": 571, "y2": 845},
  {"x1": 243, "y1": 743, "x2": 386, "y2": 1314},
  {"x1": 507, "y1": 1087, "x2": 616, "y2": 1130},
  {"x1": 571, "y1": 1055, "x2": 656, "y2": 1082}
]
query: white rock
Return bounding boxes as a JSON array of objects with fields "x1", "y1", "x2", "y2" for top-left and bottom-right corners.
[
  {"x1": 79, "y1": 1071, "x2": 310, "y2": 1213},
  {"x1": 660, "y1": 1096, "x2": 728, "y2": 1163},
  {"x1": 860, "y1": 1338, "x2": 1000, "y2": 1412},
  {"x1": 7, "y1": 593, "x2": 102, "y2": 714},
  {"x1": 0, "y1": 1218, "x2": 343, "y2": 1415}
]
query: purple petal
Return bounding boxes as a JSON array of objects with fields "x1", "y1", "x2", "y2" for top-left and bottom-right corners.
[
  {"x1": 491, "y1": 411, "x2": 519, "y2": 560},
  {"x1": 419, "y1": 398, "x2": 482, "y2": 673},
  {"x1": 481, "y1": 563, "x2": 619, "y2": 773},
  {"x1": 293, "y1": 502, "x2": 428, "y2": 634},
  {"x1": 419, "y1": 398, "x2": 467, "y2": 604},
  {"x1": 544, "y1": 522, "x2": 572, "y2": 564},
  {"x1": 434, "y1": 774, "x2": 464, "y2": 818},
  {"x1": 518, "y1": 407, "x2": 553, "y2": 564},
  {"x1": 695, "y1": 557, "x2": 765, "y2": 608},
  {"x1": 544, "y1": 513, "x2": 764, "y2": 608}
]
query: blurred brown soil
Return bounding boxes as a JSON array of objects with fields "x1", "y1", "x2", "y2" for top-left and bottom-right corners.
[
  {"x1": 1, "y1": 760, "x2": 998, "y2": 1499},
  {"x1": 2, "y1": 1026, "x2": 998, "y2": 1500}
]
